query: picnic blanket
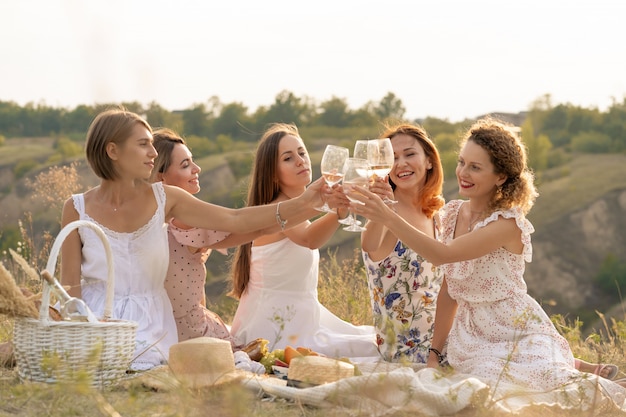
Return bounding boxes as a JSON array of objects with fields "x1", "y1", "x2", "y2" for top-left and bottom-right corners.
[{"x1": 242, "y1": 362, "x2": 626, "y2": 416}]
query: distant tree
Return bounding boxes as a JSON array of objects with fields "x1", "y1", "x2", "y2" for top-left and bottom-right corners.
[
  {"x1": 351, "y1": 102, "x2": 378, "y2": 127},
  {"x1": 213, "y1": 102, "x2": 251, "y2": 140},
  {"x1": 422, "y1": 117, "x2": 459, "y2": 138},
  {"x1": 145, "y1": 101, "x2": 181, "y2": 132},
  {"x1": 541, "y1": 104, "x2": 569, "y2": 147},
  {"x1": 0, "y1": 100, "x2": 22, "y2": 136},
  {"x1": 317, "y1": 96, "x2": 352, "y2": 127},
  {"x1": 215, "y1": 134, "x2": 234, "y2": 153},
  {"x1": 182, "y1": 103, "x2": 211, "y2": 137},
  {"x1": 54, "y1": 136, "x2": 83, "y2": 158},
  {"x1": 603, "y1": 97, "x2": 626, "y2": 151},
  {"x1": 118, "y1": 101, "x2": 145, "y2": 115},
  {"x1": 374, "y1": 92, "x2": 406, "y2": 121},
  {"x1": 185, "y1": 134, "x2": 216, "y2": 158},
  {"x1": 571, "y1": 131, "x2": 612, "y2": 153},
  {"x1": 63, "y1": 104, "x2": 96, "y2": 135},
  {"x1": 256, "y1": 90, "x2": 313, "y2": 127},
  {"x1": 14, "y1": 159, "x2": 38, "y2": 179},
  {"x1": 595, "y1": 253, "x2": 626, "y2": 297},
  {"x1": 521, "y1": 118, "x2": 552, "y2": 171},
  {"x1": 432, "y1": 132, "x2": 458, "y2": 154}
]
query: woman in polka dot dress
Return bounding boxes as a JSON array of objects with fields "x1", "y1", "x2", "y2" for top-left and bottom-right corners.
[{"x1": 151, "y1": 128, "x2": 237, "y2": 344}]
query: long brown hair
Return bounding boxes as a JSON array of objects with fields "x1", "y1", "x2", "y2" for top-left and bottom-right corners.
[
  {"x1": 229, "y1": 123, "x2": 300, "y2": 299},
  {"x1": 381, "y1": 123, "x2": 445, "y2": 218}
]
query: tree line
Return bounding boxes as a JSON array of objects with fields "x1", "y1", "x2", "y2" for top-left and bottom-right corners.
[{"x1": 1, "y1": 91, "x2": 624, "y2": 156}]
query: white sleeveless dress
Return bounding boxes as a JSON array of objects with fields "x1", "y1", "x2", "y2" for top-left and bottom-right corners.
[
  {"x1": 72, "y1": 182, "x2": 178, "y2": 370},
  {"x1": 230, "y1": 238, "x2": 379, "y2": 359}
]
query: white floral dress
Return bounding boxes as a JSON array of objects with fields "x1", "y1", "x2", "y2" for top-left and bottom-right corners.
[
  {"x1": 441, "y1": 200, "x2": 582, "y2": 389},
  {"x1": 362, "y1": 222, "x2": 443, "y2": 363}
]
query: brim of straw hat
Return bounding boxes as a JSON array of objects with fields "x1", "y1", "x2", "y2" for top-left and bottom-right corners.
[{"x1": 168, "y1": 337, "x2": 255, "y2": 388}]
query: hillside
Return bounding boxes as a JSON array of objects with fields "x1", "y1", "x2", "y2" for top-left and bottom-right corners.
[{"x1": 1, "y1": 138, "x2": 625, "y2": 329}]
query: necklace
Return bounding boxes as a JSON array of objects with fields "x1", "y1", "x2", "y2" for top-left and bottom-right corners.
[{"x1": 467, "y1": 210, "x2": 485, "y2": 232}]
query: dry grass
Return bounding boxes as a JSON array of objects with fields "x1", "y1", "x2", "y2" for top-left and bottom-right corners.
[{"x1": 2, "y1": 249, "x2": 626, "y2": 416}]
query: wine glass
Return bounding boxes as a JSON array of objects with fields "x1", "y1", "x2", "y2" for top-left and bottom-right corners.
[
  {"x1": 353, "y1": 140, "x2": 369, "y2": 160},
  {"x1": 318, "y1": 145, "x2": 349, "y2": 212},
  {"x1": 341, "y1": 158, "x2": 369, "y2": 232},
  {"x1": 337, "y1": 140, "x2": 369, "y2": 226},
  {"x1": 368, "y1": 138, "x2": 397, "y2": 204}
]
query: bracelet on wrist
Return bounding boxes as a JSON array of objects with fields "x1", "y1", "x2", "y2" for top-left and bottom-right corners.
[
  {"x1": 428, "y1": 347, "x2": 445, "y2": 364},
  {"x1": 275, "y1": 201, "x2": 288, "y2": 231}
]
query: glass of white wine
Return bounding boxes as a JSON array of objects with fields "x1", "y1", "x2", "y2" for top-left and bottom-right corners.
[
  {"x1": 318, "y1": 145, "x2": 349, "y2": 212},
  {"x1": 337, "y1": 140, "x2": 369, "y2": 226},
  {"x1": 368, "y1": 138, "x2": 397, "y2": 204},
  {"x1": 341, "y1": 158, "x2": 369, "y2": 232}
]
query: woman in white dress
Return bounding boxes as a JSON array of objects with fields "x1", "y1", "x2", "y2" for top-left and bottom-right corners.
[
  {"x1": 349, "y1": 118, "x2": 626, "y2": 401},
  {"x1": 229, "y1": 123, "x2": 378, "y2": 359},
  {"x1": 60, "y1": 109, "x2": 325, "y2": 370}
]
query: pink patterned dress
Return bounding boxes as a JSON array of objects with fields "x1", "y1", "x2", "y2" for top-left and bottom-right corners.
[
  {"x1": 441, "y1": 200, "x2": 580, "y2": 389},
  {"x1": 165, "y1": 221, "x2": 234, "y2": 344}
]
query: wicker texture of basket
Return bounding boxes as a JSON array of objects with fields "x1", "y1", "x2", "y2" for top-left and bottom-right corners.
[{"x1": 13, "y1": 220, "x2": 137, "y2": 386}]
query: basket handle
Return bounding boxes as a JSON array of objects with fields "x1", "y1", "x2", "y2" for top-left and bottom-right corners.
[{"x1": 40, "y1": 220, "x2": 115, "y2": 321}]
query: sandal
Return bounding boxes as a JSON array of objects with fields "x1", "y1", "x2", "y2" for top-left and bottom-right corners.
[{"x1": 594, "y1": 363, "x2": 619, "y2": 380}]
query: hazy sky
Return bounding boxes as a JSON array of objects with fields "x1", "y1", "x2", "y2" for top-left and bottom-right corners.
[{"x1": 1, "y1": 0, "x2": 624, "y2": 122}]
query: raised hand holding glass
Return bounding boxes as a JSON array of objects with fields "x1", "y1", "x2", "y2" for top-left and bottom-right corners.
[
  {"x1": 368, "y1": 138, "x2": 397, "y2": 204},
  {"x1": 341, "y1": 158, "x2": 369, "y2": 232},
  {"x1": 318, "y1": 145, "x2": 349, "y2": 212}
]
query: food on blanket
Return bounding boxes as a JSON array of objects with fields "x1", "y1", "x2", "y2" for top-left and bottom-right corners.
[
  {"x1": 274, "y1": 358, "x2": 289, "y2": 367},
  {"x1": 287, "y1": 355, "x2": 355, "y2": 386},
  {"x1": 259, "y1": 348, "x2": 284, "y2": 373},
  {"x1": 169, "y1": 337, "x2": 246, "y2": 387},
  {"x1": 241, "y1": 338, "x2": 269, "y2": 362},
  {"x1": 284, "y1": 345, "x2": 303, "y2": 365},
  {"x1": 296, "y1": 346, "x2": 319, "y2": 356}
]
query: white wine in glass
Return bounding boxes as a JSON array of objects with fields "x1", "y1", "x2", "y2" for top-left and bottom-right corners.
[
  {"x1": 368, "y1": 138, "x2": 397, "y2": 204},
  {"x1": 318, "y1": 145, "x2": 349, "y2": 212},
  {"x1": 341, "y1": 158, "x2": 369, "y2": 232}
]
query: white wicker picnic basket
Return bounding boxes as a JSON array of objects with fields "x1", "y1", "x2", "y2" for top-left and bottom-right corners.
[{"x1": 13, "y1": 220, "x2": 137, "y2": 386}]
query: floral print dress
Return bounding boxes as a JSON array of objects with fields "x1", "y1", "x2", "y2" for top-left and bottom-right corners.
[{"x1": 362, "y1": 220, "x2": 443, "y2": 363}]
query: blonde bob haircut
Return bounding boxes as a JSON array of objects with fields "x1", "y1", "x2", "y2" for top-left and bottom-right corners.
[{"x1": 85, "y1": 108, "x2": 152, "y2": 180}]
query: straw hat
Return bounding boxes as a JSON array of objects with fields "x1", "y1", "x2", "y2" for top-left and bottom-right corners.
[
  {"x1": 287, "y1": 355, "x2": 355, "y2": 387},
  {"x1": 168, "y1": 337, "x2": 249, "y2": 388}
]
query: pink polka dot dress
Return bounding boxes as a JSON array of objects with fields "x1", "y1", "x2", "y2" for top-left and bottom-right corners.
[{"x1": 164, "y1": 221, "x2": 233, "y2": 344}]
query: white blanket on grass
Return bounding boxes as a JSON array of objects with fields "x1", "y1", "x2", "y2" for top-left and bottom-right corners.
[{"x1": 242, "y1": 363, "x2": 626, "y2": 416}]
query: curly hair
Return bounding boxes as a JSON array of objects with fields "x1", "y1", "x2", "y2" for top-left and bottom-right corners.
[
  {"x1": 461, "y1": 118, "x2": 538, "y2": 214},
  {"x1": 380, "y1": 122, "x2": 445, "y2": 218}
]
